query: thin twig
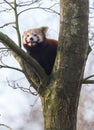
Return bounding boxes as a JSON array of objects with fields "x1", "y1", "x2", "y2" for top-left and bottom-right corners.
[
  {"x1": 3, "y1": 0, "x2": 14, "y2": 9},
  {"x1": 83, "y1": 74, "x2": 94, "y2": 81},
  {"x1": 83, "y1": 80, "x2": 94, "y2": 84},
  {"x1": 14, "y1": 0, "x2": 21, "y2": 47},
  {"x1": 0, "y1": 124, "x2": 13, "y2": 130},
  {"x1": 0, "y1": 8, "x2": 12, "y2": 12},
  {"x1": 0, "y1": 47, "x2": 9, "y2": 50},
  {"x1": 0, "y1": 2, "x2": 5, "y2": 4},
  {"x1": 0, "y1": 64, "x2": 23, "y2": 73},
  {"x1": 0, "y1": 1, "x2": 13, "y2": 5},
  {"x1": 18, "y1": 6, "x2": 60, "y2": 16},
  {"x1": 17, "y1": 0, "x2": 41, "y2": 7},
  {"x1": 0, "y1": 22, "x2": 15, "y2": 28},
  {"x1": 82, "y1": 74, "x2": 94, "y2": 84},
  {"x1": 0, "y1": 58, "x2": 23, "y2": 72},
  {"x1": 0, "y1": 48, "x2": 9, "y2": 57},
  {"x1": 7, "y1": 78, "x2": 38, "y2": 96}
]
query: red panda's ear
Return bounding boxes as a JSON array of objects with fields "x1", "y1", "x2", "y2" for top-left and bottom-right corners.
[{"x1": 40, "y1": 26, "x2": 48, "y2": 34}]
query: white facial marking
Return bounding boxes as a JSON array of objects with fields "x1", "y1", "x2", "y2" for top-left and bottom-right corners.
[{"x1": 38, "y1": 35, "x2": 44, "y2": 43}]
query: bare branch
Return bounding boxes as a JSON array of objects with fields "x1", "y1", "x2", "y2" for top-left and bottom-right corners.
[
  {"x1": 39, "y1": 5, "x2": 60, "y2": 15},
  {"x1": 17, "y1": 84, "x2": 38, "y2": 95},
  {"x1": 0, "y1": 53, "x2": 23, "y2": 72},
  {"x1": 7, "y1": 78, "x2": 38, "y2": 96},
  {"x1": 0, "y1": 22, "x2": 15, "y2": 28},
  {"x1": 0, "y1": 2, "x2": 5, "y2": 4},
  {"x1": 18, "y1": 4, "x2": 60, "y2": 16},
  {"x1": 83, "y1": 80, "x2": 94, "y2": 84},
  {"x1": 0, "y1": 48, "x2": 9, "y2": 57},
  {"x1": 3, "y1": 0, "x2": 14, "y2": 9},
  {"x1": 0, "y1": 1, "x2": 13, "y2": 12},
  {"x1": 0, "y1": 124, "x2": 13, "y2": 130},
  {"x1": 83, "y1": 74, "x2": 94, "y2": 81},
  {"x1": 82, "y1": 74, "x2": 94, "y2": 84},
  {"x1": 13, "y1": 0, "x2": 21, "y2": 47},
  {"x1": 0, "y1": 47, "x2": 9, "y2": 50},
  {"x1": 0, "y1": 1, "x2": 13, "y2": 5},
  {"x1": 17, "y1": 0, "x2": 41, "y2": 7},
  {"x1": 0, "y1": 8, "x2": 12, "y2": 13},
  {"x1": 90, "y1": 7, "x2": 94, "y2": 9},
  {"x1": 48, "y1": 3, "x2": 59, "y2": 9},
  {"x1": 0, "y1": 64, "x2": 23, "y2": 73}
]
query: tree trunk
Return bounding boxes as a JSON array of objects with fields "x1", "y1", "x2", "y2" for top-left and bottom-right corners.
[{"x1": 40, "y1": 0, "x2": 89, "y2": 130}]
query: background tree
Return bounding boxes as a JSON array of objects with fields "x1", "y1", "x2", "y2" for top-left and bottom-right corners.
[{"x1": 0, "y1": 0, "x2": 93, "y2": 130}]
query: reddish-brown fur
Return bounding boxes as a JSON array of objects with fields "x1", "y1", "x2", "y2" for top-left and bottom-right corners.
[{"x1": 22, "y1": 27, "x2": 58, "y2": 75}]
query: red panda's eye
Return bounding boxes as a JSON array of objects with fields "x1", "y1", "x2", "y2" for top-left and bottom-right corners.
[
  {"x1": 34, "y1": 34, "x2": 37, "y2": 36},
  {"x1": 27, "y1": 34, "x2": 29, "y2": 37}
]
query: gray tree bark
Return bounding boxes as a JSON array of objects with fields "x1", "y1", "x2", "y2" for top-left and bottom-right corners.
[{"x1": 40, "y1": 0, "x2": 89, "y2": 130}]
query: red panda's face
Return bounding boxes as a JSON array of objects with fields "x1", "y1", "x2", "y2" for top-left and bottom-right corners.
[{"x1": 22, "y1": 27, "x2": 48, "y2": 47}]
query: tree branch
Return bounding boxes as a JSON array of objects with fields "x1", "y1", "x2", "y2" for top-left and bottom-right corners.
[
  {"x1": 82, "y1": 80, "x2": 94, "y2": 84},
  {"x1": 82, "y1": 74, "x2": 94, "y2": 84},
  {"x1": 18, "y1": 5, "x2": 60, "y2": 16},
  {"x1": 14, "y1": 0, "x2": 21, "y2": 47},
  {"x1": 83, "y1": 74, "x2": 94, "y2": 81},
  {"x1": 3, "y1": 0, "x2": 14, "y2": 9},
  {"x1": 0, "y1": 22, "x2": 15, "y2": 28},
  {"x1": 0, "y1": 64, "x2": 23, "y2": 73},
  {"x1": 17, "y1": 0, "x2": 41, "y2": 7},
  {"x1": 0, "y1": 124, "x2": 13, "y2": 130},
  {"x1": 7, "y1": 78, "x2": 38, "y2": 96}
]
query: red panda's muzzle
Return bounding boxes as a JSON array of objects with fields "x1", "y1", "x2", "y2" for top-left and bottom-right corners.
[
  {"x1": 30, "y1": 37, "x2": 34, "y2": 42},
  {"x1": 27, "y1": 39, "x2": 37, "y2": 46}
]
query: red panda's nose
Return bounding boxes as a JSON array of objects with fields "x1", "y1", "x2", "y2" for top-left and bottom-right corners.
[{"x1": 30, "y1": 37, "x2": 33, "y2": 41}]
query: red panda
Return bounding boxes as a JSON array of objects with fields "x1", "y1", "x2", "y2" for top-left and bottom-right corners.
[{"x1": 22, "y1": 27, "x2": 58, "y2": 75}]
